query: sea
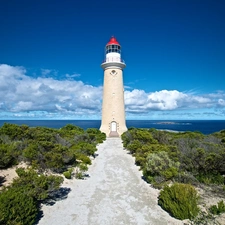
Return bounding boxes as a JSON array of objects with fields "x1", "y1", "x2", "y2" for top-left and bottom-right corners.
[{"x1": 0, "y1": 120, "x2": 225, "y2": 135}]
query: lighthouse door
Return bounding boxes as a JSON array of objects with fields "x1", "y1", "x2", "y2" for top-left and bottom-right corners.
[
  {"x1": 111, "y1": 121, "x2": 117, "y2": 131},
  {"x1": 109, "y1": 121, "x2": 119, "y2": 137}
]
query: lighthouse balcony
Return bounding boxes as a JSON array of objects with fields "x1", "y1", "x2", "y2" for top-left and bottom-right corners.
[
  {"x1": 101, "y1": 58, "x2": 126, "y2": 70},
  {"x1": 102, "y1": 57, "x2": 125, "y2": 64}
]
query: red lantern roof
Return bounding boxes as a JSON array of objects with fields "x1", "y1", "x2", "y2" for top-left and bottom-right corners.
[{"x1": 106, "y1": 36, "x2": 120, "y2": 46}]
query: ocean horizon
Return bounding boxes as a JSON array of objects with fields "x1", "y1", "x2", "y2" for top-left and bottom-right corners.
[{"x1": 0, "y1": 120, "x2": 225, "y2": 135}]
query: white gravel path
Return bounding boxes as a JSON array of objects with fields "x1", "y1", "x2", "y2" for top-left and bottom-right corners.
[{"x1": 38, "y1": 138, "x2": 184, "y2": 225}]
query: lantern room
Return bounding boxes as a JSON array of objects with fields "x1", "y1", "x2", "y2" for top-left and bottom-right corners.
[
  {"x1": 102, "y1": 37, "x2": 125, "y2": 66},
  {"x1": 105, "y1": 36, "x2": 121, "y2": 54},
  {"x1": 106, "y1": 37, "x2": 121, "y2": 54}
]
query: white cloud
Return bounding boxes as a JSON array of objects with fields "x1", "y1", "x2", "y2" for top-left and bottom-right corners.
[
  {"x1": 124, "y1": 89, "x2": 225, "y2": 118},
  {"x1": 65, "y1": 73, "x2": 80, "y2": 79},
  {"x1": 0, "y1": 64, "x2": 224, "y2": 119},
  {"x1": 147, "y1": 90, "x2": 187, "y2": 110},
  {"x1": 0, "y1": 64, "x2": 102, "y2": 118},
  {"x1": 191, "y1": 96, "x2": 211, "y2": 104}
]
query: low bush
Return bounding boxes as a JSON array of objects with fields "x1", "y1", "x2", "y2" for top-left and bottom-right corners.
[
  {"x1": 0, "y1": 168, "x2": 64, "y2": 224},
  {"x1": 14, "y1": 168, "x2": 63, "y2": 201},
  {"x1": 175, "y1": 172, "x2": 199, "y2": 185},
  {"x1": 158, "y1": 183, "x2": 199, "y2": 220},
  {"x1": 144, "y1": 151, "x2": 179, "y2": 183},
  {"x1": 0, "y1": 187, "x2": 38, "y2": 225},
  {"x1": 196, "y1": 173, "x2": 224, "y2": 185},
  {"x1": 75, "y1": 163, "x2": 88, "y2": 179},
  {"x1": 75, "y1": 153, "x2": 92, "y2": 165},
  {"x1": 209, "y1": 200, "x2": 225, "y2": 215},
  {"x1": 0, "y1": 143, "x2": 17, "y2": 169},
  {"x1": 63, "y1": 170, "x2": 72, "y2": 179}
]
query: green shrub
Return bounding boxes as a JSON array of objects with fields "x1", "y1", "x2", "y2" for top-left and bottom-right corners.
[
  {"x1": 0, "y1": 143, "x2": 17, "y2": 168},
  {"x1": 86, "y1": 128, "x2": 106, "y2": 143},
  {"x1": 75, "y1": 153, "x2": 92, "y2": 165},
  {"x1": 144, "y1": 151, "x2": 179, "y2": 182},
  {"x1": 126, "y1": 140, "x2": 142, "y2": 154},
  {"x1": 158, "y1": 183, "x2": 199, "y2": 220},
  {"x1": 175, "y1": 172, "x2": 199, "y2": 185},
  {"x1": 209, "y1": 200, "x2": 225, "y2": 215},
  {"x1": 121, "y1": 130, "x2": 132, "y2": 147},
  {"x1": 161, "y1": 167, "x2": 179, "y2": 180},
  {"x1": 217, "y1": 200, "x2": 225, "y2": 213},
  {"x1": 75, "y1": 172, "x2": 83, "y2": 179},
  {"x1": 132, "y1": 129, "x2": 158, "y2": 144},
  {"x1": 196, "y1": 173, "x2": 224, "y2": 185},
  {"x1": 0, "y1": 187, "x2": 38, "y2": 225},
  {"x1": 23, "y1": 143, "x2": 39, "y2": 162},
  {"x1": 14, "y1": 168, "x2": 63, "y2": 201},
  {"x1": 75, "y1": 163, "x2": 88, "y2": 179},
  {"x1": 63, "y1": 170, "x2": 72, "y2": 179},
  {"x1": 0, "y1": 168, "x2": 64, "y2": 224},
  {"x1": 135, "y1": 155, "x2": 146, "y2": 167},
  {"x1": 209, "y1": 205, "x2": 219, "y2": 215},
  {"x1": 71, "y1": 142, "x2": 96, "y2": 157}
]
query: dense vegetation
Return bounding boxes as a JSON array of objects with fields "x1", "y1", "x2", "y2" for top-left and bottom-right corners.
[
  {"x1": 0, "y1": 123, "x2": 106, "y2": 224},
  {"x1": 1, "y1": 123, "x2": 225, "y2": 224},
  {"x1": 122, "y1": 128, "x2": 225, "y2": 222},
  {"x1": 0, "y1": 123, "x2": 105, "y2": 171}
]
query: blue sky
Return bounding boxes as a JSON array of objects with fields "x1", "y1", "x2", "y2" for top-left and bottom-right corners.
[{"x1": 0, "y1": 0, "x2": 225, "y2": 120}]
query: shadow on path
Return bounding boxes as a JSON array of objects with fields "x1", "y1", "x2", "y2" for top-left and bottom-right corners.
[
  {"x1": 44, "y1": 187, "x2": 71, "y2": 206},
  {"x1": 35, "y1": 187, "x2": 71, "y2": 224},
  {"x1": 0, "y1": 176, "x2": 6, "y2": 187}
]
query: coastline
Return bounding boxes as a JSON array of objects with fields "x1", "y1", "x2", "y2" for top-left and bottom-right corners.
[{"x1": 0, "y1": 120, "x2": 224, "y2": 134}]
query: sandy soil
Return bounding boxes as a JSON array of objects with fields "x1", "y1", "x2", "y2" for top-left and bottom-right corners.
[
  {"x1": 38, "y1": 138, "x2": 183, "y2": 225},
  {"x1": 0, "y1": 162, "x2": 27, "y2": 189}
]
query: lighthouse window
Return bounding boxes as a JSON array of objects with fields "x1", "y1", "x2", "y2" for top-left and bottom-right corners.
[{"x1": 106, "y1": 45, "x2": 121, "y2": 54}]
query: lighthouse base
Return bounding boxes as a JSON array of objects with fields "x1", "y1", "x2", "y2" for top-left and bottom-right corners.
[
  {"x1": 100, "y1": 123, "x2": 127, "y2": 138},
  {"x1": 109, "y1": 131, "x2": 119, "y2": 137}
]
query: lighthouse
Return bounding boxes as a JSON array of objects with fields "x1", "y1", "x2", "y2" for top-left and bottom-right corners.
[{"x1": 100, "y1": 37, "x2": 127, "y2": 137}]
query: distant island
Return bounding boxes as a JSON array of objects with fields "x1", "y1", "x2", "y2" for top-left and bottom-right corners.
[
  {"x1": 154, "y1": 122, "x2": 178, "y2": 124},
  {"x1": 153, "y1": 121, "x2": 191, "y2": 125}
]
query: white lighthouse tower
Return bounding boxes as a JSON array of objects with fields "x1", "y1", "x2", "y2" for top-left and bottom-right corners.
[{"x1": 100, "y1": 37, "x2": 127, "y2": 137}]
